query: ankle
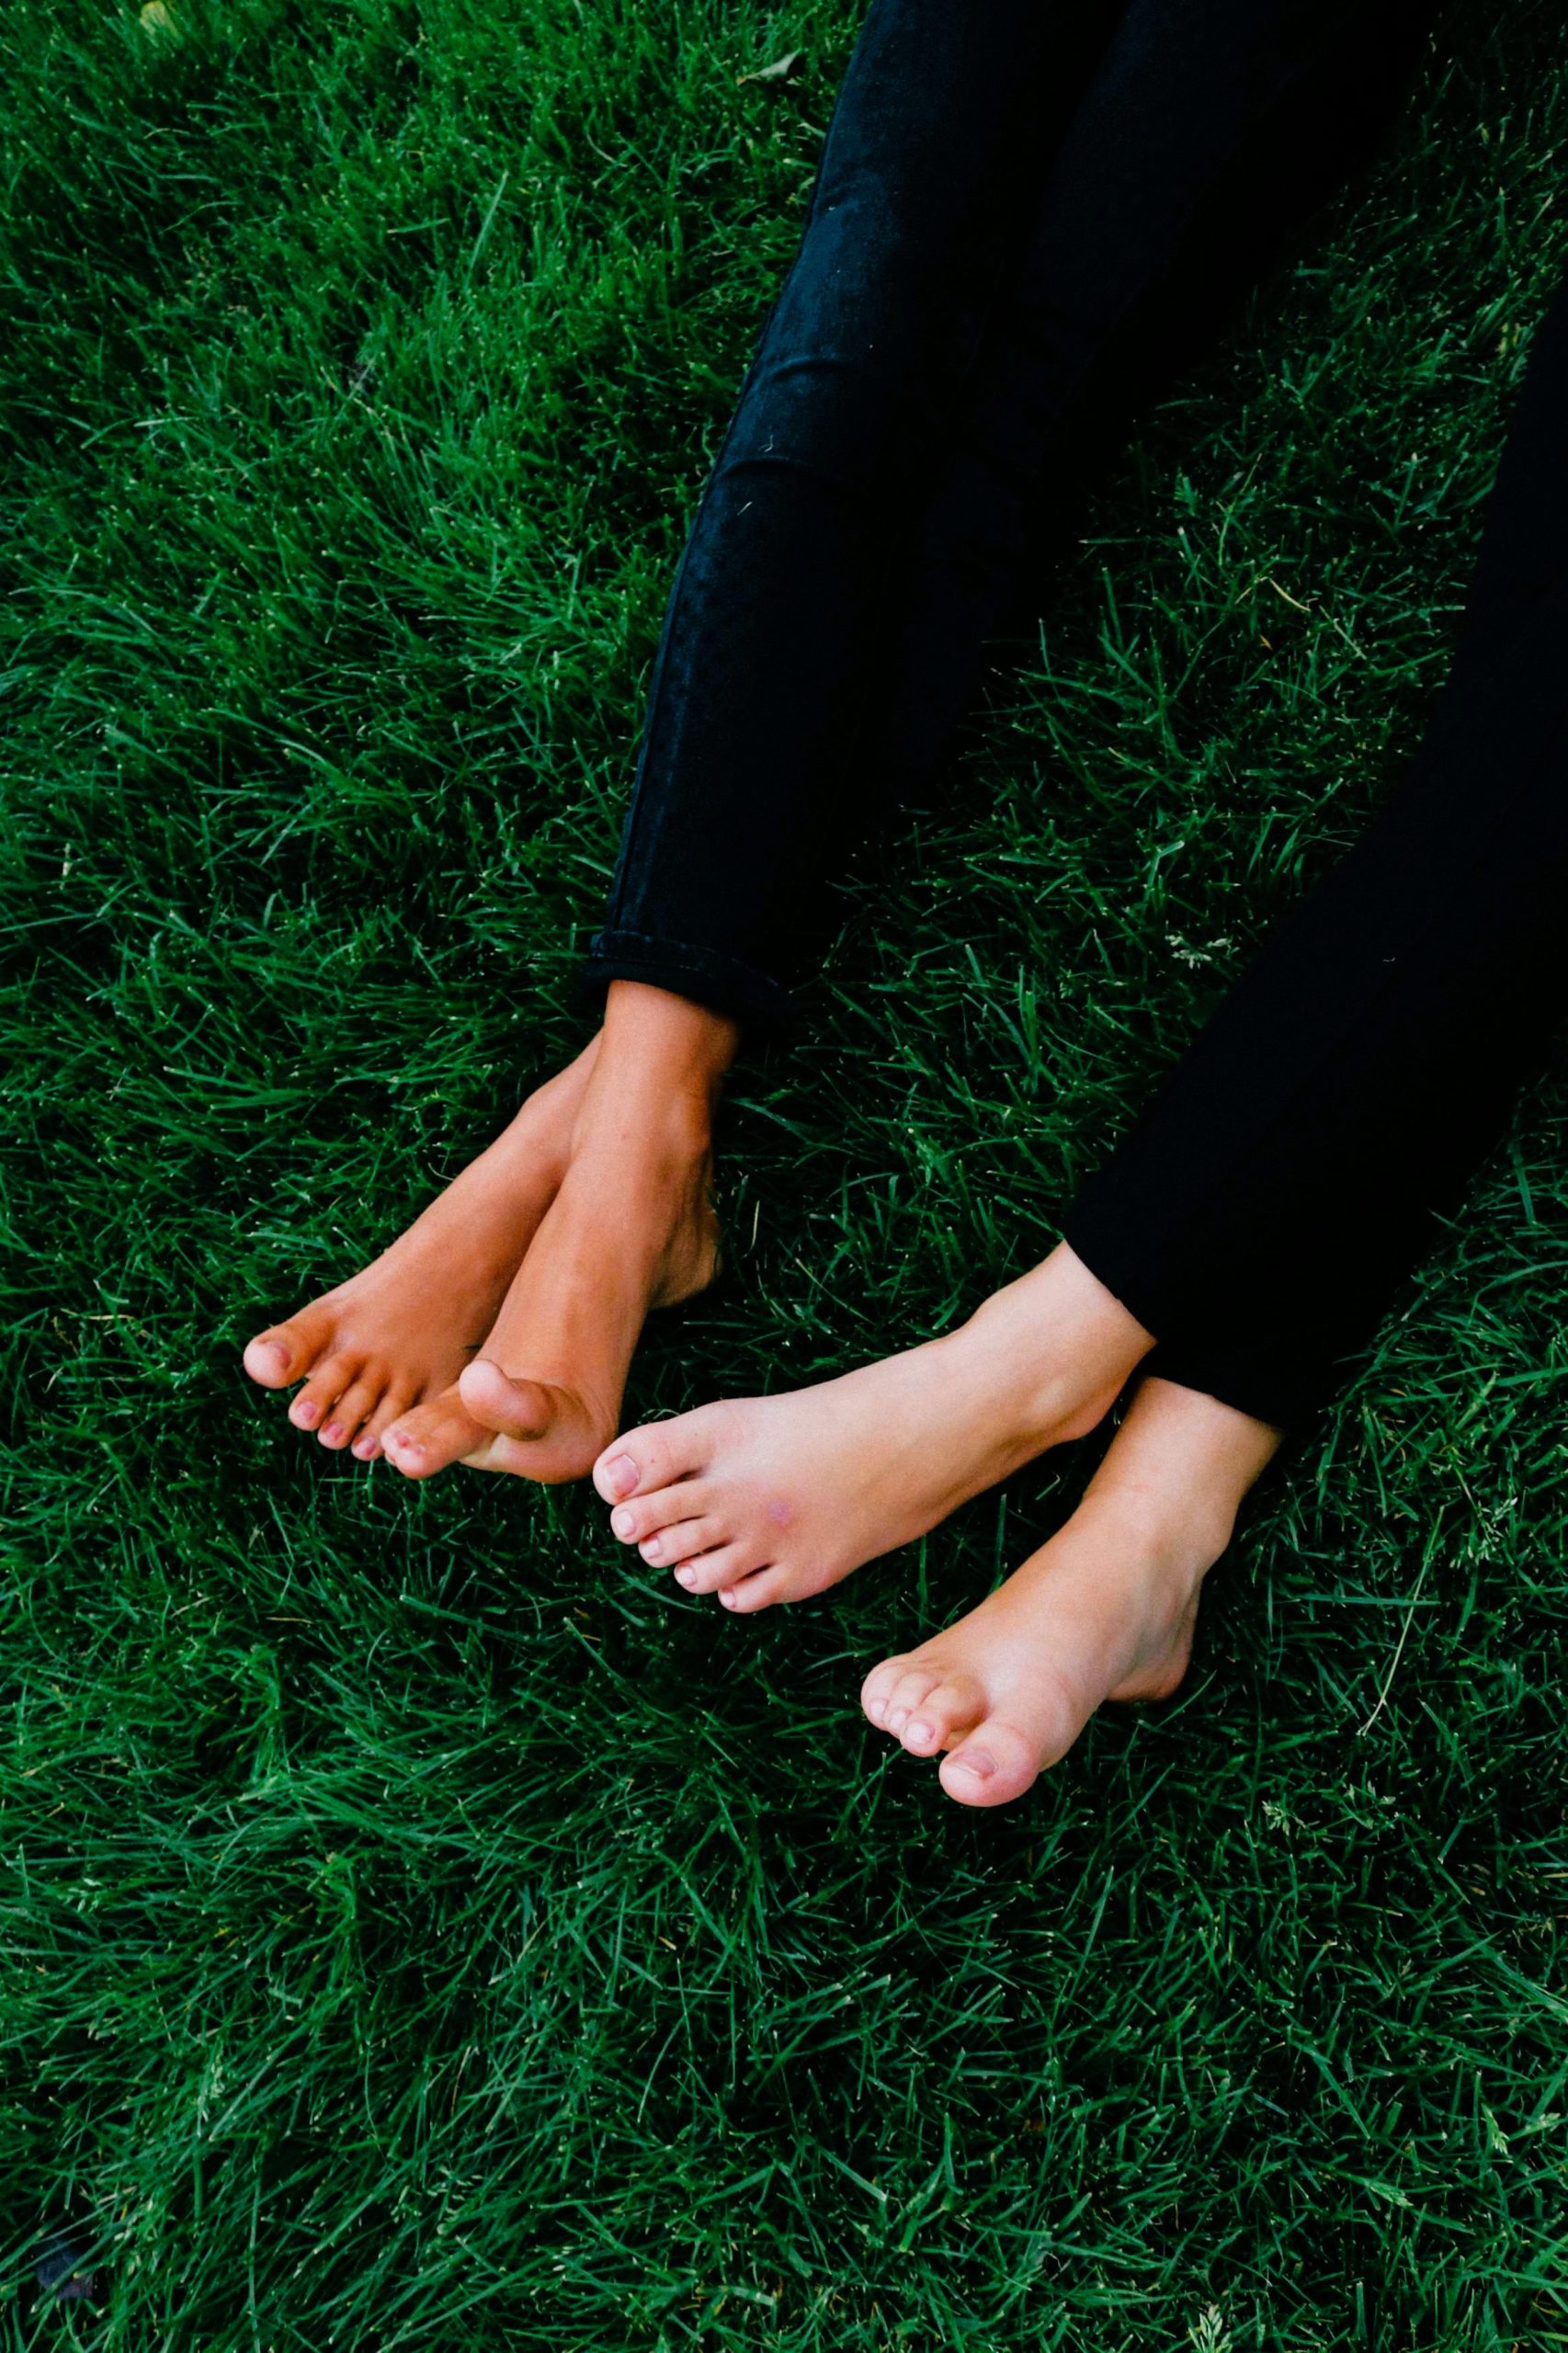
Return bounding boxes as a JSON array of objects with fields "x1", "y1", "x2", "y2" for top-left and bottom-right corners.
[
  {"x1": 955, "y1": 1245, "x2": 1154, "y2": 1449},
  {"x1": 1082, "y1": 1378, "x2": 1281, "y2": 1565},
  {"x1": 566, "y1": 1063, "x2": 717, "y2": 1173},
  {"x1": 1077, "y1": 1468, "x2": 1240, "y2": 1578},
  {"x1": 599, "y1": 981, "x2": 740, "y2": 1101}
]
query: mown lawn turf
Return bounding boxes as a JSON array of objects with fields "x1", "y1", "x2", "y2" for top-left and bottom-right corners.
[{"x1": 4, "y1": 0, "x2": 1568, "y2": 2344}]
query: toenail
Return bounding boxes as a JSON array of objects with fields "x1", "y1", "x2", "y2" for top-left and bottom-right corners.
[
  {"x1": 719, "y1": 1589, "x2": 738, "y2": 1609},
  {"x1": 322, "y1": 1423, "x2": 344, "y2": 1443},
  {"x1": 610, "y1": 1508, "x2": 636, "y2": 1540},
  {"x1": 906, "y1": 1719, "x2": 933, "y2": 1745},
  {"x1": 351, "y1": 1436, "x2": 377, "y2": 1460},
  {"x1": 292, "y1": 1402, "x2": 319, "y2": 1427},
  {"x1": 602, "y1": 1454, "x2": 639, "y2": 1500},
  {"x1": 675, "y1": 1566, "x2": 698, "y2": 1589},
  {"x1": 887, "y1": 1707, "x2": 908, "y2": 1733},
  {"x1": 949, "y1": 1748, "x2": 996, "y2": 1780},
  {"x1": 641, "y1": 1537, "x2": 664, "y2": 1563}
]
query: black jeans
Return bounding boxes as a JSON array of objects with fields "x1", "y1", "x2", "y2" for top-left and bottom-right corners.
[
  {"x1": 586, "y1": 0, "x2": 1439, "y2": 1025},
  {"x1": 1062, "y1": 277, "x2": 1568, "y2": 1425},
  {"x1": 583, "y1": 0, "x2": 1568, "y2": 1428}
]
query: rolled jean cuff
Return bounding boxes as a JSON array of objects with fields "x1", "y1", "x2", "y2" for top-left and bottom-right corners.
[
  {"x1": 579, "y1": 926, "x2": 795, "y2": 1029},
  {"x1": 1060, "y1": 1205, "x2": 1329, "y2": 1434}
]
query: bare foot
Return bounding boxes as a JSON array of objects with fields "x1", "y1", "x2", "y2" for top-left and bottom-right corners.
[
  {"x1": 861, "y1": 1377, "x2": 1281, "y2": 1806},
  {"x1": 592, "y1": 1243, "x2": 1154, "y2": 1609},
  {"x1": 380, "y1": 986, "x2": 738, "y2": 1483},
  {"x1": 242, "y1": 1040, "x2": 598, "y2": 1460}
]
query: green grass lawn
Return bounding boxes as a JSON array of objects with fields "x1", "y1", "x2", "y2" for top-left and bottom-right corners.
[{"x1": 5, "y1": 0, "x2": 1568, "y2": 2343}]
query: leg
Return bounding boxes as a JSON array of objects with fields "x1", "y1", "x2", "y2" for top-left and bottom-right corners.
[
  {"x1": 1062, "y1": 265, "x2": 1568, "y2": 1429},
  {"x1": 341, "y1": 0, "x2": 1440, "y2": 1486},
  {"x1": 594, "y1": 0, "x2": 1443, "y2": 1585},
  {"x1": 862, "y1": 237, "x2": 1568, "y2": 1813},
  {"x1": 606, "y1": 247, "x2": 1566, "y2": 1579},
  {"x1": 587, "y1": 0, "x2": 1443, "y2": 1030},
  {"x1": 859, "y1": 261, "x2": 1568, "y2": 1809},
  {"x1": 244, "y1": 0, "x2": 1123, "y2": 1470},
  {"x1": 583, "y1": 0, "x2": 1131, "y2": 1027},
  {"x1": 862, "y1": 1374, "x2": 1280, "y2": 1805},
  {"x1": 866, "y1": 0, "x2": 1445, "y2": 813}
]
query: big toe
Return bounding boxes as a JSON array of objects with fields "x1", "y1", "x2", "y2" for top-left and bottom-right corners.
[
  {"x1": 390, "y1": 1380, "x2": 605, "y2": 1485},
  {"x1": 457, "y1": 1358, "x2": 553, "y2": 1439},
  {"x1": 592, "y1": 1408, "x2": 715, "y2": 1506},
  {"x1": 938, "y1": 1719, "x2": 1046, "y2": 1809},
  {"x1": 243, "y1": 1304, "x2": 335, "y2": 1389}
]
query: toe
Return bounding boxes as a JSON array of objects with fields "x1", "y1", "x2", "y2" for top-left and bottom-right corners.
[
  {"x1": 352, "y1": 1386, "x2": 415, "y2": 1462},
  {"x1": 244, "y1": 1302, "x2": 337, "y2": 1389},
  {"x1": 638, "y1": 1514, "x2": 725, "y2": 1568},
  {"x1": 382, "y1": 1389, "x2": 489, "y2": 1479},
  {"x1": 388, "y1": 1381, "x2": 603, "y2": 1483},
  {"x1": 861, "y1": 1656, "x2": 914, "y2": 1729},
  {"x1": 465, "y1": 1386, "x2": 608, "y2": 1483},
  {"x1": 881, "y1": 1666, "x2": 942, "y2": 1739},
  {"x1": 457, "y1": 1358, "x2": 553, "y2": 1440},
  {"x1": 318, "y1": 1375, "x2": 382, "y2": 1450},
  {"x1": 939, "y1": 1718, "x2": 1042, "y2": 1809},
  {"x1": 287, "y1": 1352, "x2": 361, "y2": 1433},
  {"x1": 719, "y1": 1564, "x2": 790, "y2": 1614},
  {"x1": 592, "y1": 1407, "x2": 719, "y2": 1506},
  {"x1": 900, "y1": 1675, "x2": 986, "y2": 1756},
  {"x1": 608, "y1": 1481, "x2": 715, "y2": 1547},
  {"x1": 671, "y1": 1540, "x2": 764, "y2": 1596},
  {"x1": 243, "y1": 1332, "x2": 298, "y2": 1388}
]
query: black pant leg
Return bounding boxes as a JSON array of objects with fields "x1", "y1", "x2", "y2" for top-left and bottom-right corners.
[
  {"x1": 581, "y1": 0, "x2": 1125, "y2": 1027},
  {"x1": 585, "y1": 0, "x2": 1442, "y2": 1030},
  {"x1": 1062, "y1": 267, "x2": 1568, "y2": 1429},
  {"x1": 865, "y1": 0, "x2": 1443, "y2": 813}
]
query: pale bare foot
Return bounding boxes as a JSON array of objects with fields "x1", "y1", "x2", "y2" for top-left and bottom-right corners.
[
  {"x1": 241, "y1": 1038, "x2": 599, "y2": 1460},
  {"x1": 592, "y1": 1243, "x2": 1154, "y2": 1609},
  {"x1": 861, "y1": 1377, "x2": 1281, "y2": 1806},
  {"x1": 380, "y1": 984, "x2": 738, "y2": 1483}
]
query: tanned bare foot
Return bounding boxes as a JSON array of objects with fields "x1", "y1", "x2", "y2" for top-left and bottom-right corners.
[
  {"x1": 592, "y1": 1243, "x2": 1153, "y2": 1609},
  {"x1": 862, "y1": 1376, "x2": 1281, "y2": 1806},
  {"x1": 380, "y1": 983, "x2": 738, "y2": 1483},
  {"x1": 242, "y1": 1038, "x2": 599, "y2": 1460}
]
